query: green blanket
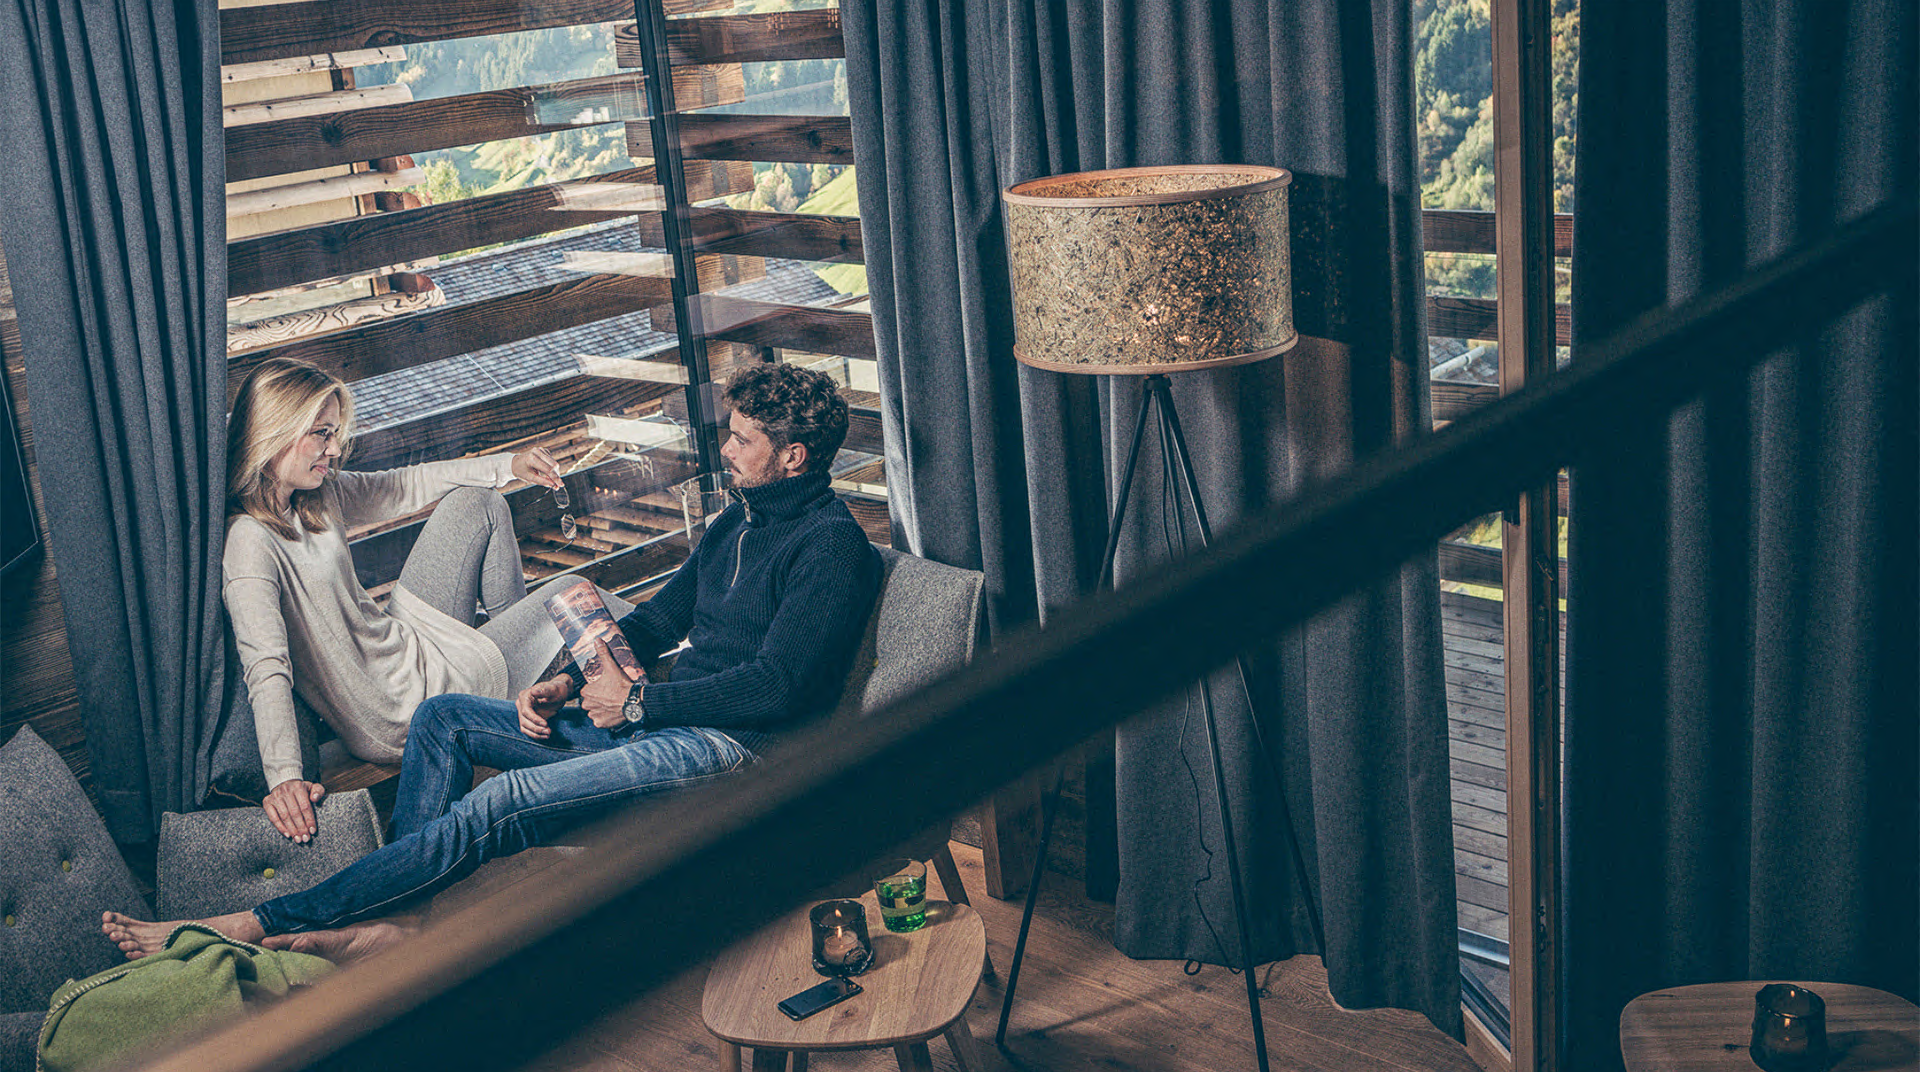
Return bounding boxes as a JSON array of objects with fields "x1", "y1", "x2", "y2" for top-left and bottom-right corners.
[{"x1": 38, "y1": 923, "x2": 334, "y2": 1072}]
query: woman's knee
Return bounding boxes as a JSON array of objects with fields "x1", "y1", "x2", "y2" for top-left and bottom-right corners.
[{"x1": 435, "y1": 485, "x2": 509, "y2": 525}]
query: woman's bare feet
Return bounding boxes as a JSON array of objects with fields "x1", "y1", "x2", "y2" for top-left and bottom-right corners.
[
  {"x1": 100, "y1": 910, "x2": 265, "y2": 960},
  {"x1": 259, "y1": 919, "x2": 415, "y2": 964}
]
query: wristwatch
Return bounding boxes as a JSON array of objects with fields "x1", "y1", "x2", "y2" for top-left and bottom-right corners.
[{"x1": 622, "y1": 681, "x2": 646, "y2": 727}]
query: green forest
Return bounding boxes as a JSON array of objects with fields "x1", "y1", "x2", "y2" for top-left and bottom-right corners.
[{"x1": 1416, "y1": 0, "x2": 1579, "y2": 300}]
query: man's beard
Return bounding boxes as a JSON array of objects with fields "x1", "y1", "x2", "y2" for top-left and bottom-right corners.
[{"x1": 729, "y1": 455, "x2": 784, "y2": 488}]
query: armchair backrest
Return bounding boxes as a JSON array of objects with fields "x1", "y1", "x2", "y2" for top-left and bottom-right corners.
[{"x1": 837, "y1": 546, "x2": 986, "y2": 718}]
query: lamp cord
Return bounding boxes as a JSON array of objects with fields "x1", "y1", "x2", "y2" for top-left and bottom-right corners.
[{"x1": 1151, "y1": 397, "x2": 1258, "y2": 989}]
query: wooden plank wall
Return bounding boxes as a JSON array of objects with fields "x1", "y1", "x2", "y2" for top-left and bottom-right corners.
[{"x1": 0, "y1": 240, "x2": 90, "y2": 794}]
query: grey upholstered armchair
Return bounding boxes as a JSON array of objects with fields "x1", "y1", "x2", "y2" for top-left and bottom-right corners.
[
  {"x1": 0, "y1": 726, "x2": 383, "y2": 1072},
  {"x1": 832, "y1": 546, "x2": 991, "y2": 917}
]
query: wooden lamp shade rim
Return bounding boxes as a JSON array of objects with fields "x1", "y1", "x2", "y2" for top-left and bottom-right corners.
[
  {"x1": 1012, "y1": 334, "x2": 1299, "y2": 376},
  {"x1": 1003, "y1": 164, "x2": 1293, "y2": 209}
]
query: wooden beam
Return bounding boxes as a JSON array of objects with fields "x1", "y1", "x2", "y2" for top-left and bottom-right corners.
[
  {"x1": 616, "y1": 10, "x2": 845, "y2": 67},
  {"x1": 221, "y1": 0, "x2": 635, "y2": 66},
  {"x1": 1424, "y1": 209, "x2": 1573, "y2": 257},
  {"x1": 1431, "y1": 379, "x2": 1500, "y2": 422},
  {"x1": 230, "y1": 274, "x2": 672, "y2": 388},
  {"x1": 228, "y1": 168, "x2": 660, "y2": 295},
  {"x1": 221, "y1": 47, "x2": 407, "y2": 85},
  {"x1": 225, "y1": 74, "x2": 647, "y2": 184},
  {"x1": 636, "y1": 207, "x2": 863, "y2": 263},
  {"x1": 672, "y1": 64, "x2": 747, "y2": 111},
  {"x1": 845, "y1": 404, "x2": 882, "y2": 455},
  {"x1": 226, "y1": 166, "x2": 424, "y2": 218},
  {"x1": 1439, "y1": 540, "x2": 1566, "y2": 590},
  {"x1": 348, "y1": 376, "x2": 684, "y2": 473},
  {"x1": 227, "y1": 287, "x2": 444, "y2": 353},
  {"x1": 224, "y1": 83, "x2": 413, "y2": 128},
  {"x1": 626, "y1": 114, "x2": 855, "y2": 164},
  {"x1": 1429, "y1": 296, "x2": 1571, "y2": 346},
  {"x1": 653, "y1": 296, "x2": 875, "y2": 359}
]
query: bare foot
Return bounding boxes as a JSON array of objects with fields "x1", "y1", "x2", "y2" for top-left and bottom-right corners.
[
  {"x1": 101, "y1": 910, "x2": 265, "y2": 960},
  {"x1": 259, "y1": 919, "x2": 416, "y2": 964}
]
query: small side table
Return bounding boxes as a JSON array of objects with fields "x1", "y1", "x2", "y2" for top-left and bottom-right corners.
[
  {"x1": 702, "y1": 893, "x2": 989, "y2": 1072},
  {"x1": 1621, "y1": 981, "x2": 1918, "y2": 1072}
]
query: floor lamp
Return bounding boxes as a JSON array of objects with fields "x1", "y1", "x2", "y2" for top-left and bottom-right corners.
[{"x1": 992, "y1": 165, "x2": 1327, "y2": 1072}]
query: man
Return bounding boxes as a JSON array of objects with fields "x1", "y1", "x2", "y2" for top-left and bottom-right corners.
[{"x1": 104, "y1": 363, "x2": 881, "y2": 961}]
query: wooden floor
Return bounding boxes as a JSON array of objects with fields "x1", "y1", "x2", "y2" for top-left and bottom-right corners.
[
  {"x1": 478, "y1": 841, "x2": 1479, "y2": 1072},
  {"x1": 1441, "y1": 590, "x2": 1512, "y2": 947}
]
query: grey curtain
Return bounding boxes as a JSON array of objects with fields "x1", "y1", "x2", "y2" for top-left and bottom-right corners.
[
  {"x1": 0, "y1": 0, "x2": 229, "y2": 841},
  {"x1": 847, "y1": 0, "x2": 1458, "y2": 1033},
  {"x1": 1564, "y1": 0, "x2": 1917, "y2": 1067}
]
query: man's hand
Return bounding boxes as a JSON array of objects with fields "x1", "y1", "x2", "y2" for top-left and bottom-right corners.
[
  {"x1": 511, "y1": 447, "x2": 563, "y2": 490},
  {"x1": 516, "y1": 674, "x2": 576, "y2": 739},
  {"x1": 579, "y1": 638, "x2": 640, "y2": 730},
  {"x1": 263, "y1": 779, "x2": 326, "y2": 842}
]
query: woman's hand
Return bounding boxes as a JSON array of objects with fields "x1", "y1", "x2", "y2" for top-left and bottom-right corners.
[
  {"x1": 516, "y1": 674, "x2": 577, "y2": 739},
  {"x1": 511, "y1": 447, "x2": 563, "y2": 490},
  {"x1": 263, "y1": 779, "x2": 326, "y2": 842}
]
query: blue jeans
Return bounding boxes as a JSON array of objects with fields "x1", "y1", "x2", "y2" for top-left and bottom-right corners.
[{"x1": 253, "y1": 694, "x2": 753, "y2": 934}]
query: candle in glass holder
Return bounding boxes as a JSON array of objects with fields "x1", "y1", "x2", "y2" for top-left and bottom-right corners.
[
  {"x1": 809, "y1": 900, "x2": 873, "y2": 976},
  {"x1": 1750, "y1": 984, "x2": 1828, "y2": 1072}
]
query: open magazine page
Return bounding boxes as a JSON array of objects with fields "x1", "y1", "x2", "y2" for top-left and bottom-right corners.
[{"x1": 544, "y1": 579, "x2": 644, "y2": 683}]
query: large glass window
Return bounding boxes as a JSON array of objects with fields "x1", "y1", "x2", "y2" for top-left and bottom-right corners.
[{"x1": 220, "y1": 0, "x2": 876, "y2": 780}]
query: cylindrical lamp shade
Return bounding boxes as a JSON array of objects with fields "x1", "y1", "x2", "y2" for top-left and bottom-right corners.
[{"x1": 1003, "y1": 165, "x2": 1296, "y2": 375}]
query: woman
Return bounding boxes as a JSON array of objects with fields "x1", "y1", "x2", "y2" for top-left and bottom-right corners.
[{"x1": 224, "y1": 358, "x2": 622, "y2": 840}]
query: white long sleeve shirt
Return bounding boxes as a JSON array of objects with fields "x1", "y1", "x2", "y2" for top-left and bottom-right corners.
[{"x1": 223, "y1": 455, "x2": 517, "y2": 789}]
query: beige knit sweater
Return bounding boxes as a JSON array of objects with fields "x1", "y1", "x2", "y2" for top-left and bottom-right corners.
[{"x1": 224, "y1": 455, "x2": 517, "y2": 790}]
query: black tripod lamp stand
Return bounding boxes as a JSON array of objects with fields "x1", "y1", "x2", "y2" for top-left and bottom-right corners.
[{"x1": 993, "y1": 165, "x2": 1327, "y2": 1072}]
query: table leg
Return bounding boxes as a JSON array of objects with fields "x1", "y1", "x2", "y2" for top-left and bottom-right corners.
[
  {"x1": 749, "y1": 1048, "x2": 788, "y2": 1072},
  {"x1": 788, "y1": 1053, "x2": 809, "y2": 1072},
  {"x1": 945, "y1": 1014, "x2": 988, "y2": 1072},
  {"x1": 893, "y1": 1041, "x2": 935, "y2": 1072},
  {"x1": 717, "y1": 1041, "x2": 741, "y2": 1072}
]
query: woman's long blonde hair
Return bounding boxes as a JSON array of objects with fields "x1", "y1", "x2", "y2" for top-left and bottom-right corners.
[{"x1": 227, "y1": 358, "x2": 355, "y2": 540}]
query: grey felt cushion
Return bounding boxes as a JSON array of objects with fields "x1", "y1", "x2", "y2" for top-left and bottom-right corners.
[
  {"x1": 838, "y1": 546, "x2": 985, "y2": 716},
  {"x1": 0, "y1": 1010, "x2": 40, "y2": 1072},
  {"x1": 0, "y1": 727, "x2": 151, "y2": 1016},
  {"x1": 154, "y1": 788, "x2": 384, "y2": 921}
]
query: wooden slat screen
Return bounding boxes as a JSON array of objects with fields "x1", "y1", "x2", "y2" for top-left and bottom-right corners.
[
  {"x1": 230, "y1": 274, "x2": 674, "y2": 388},
  {"x1": 652, "y1": 296, "x2": 877, "y2": 360},
  {"x1": 221, "y1": 0, "x2": 636, "y2": 66},
  {"x1": 636, "y1": 207, "x2": 864, "y2": 263},
  {"x1": 625, "y1": 114, "x2": 856, "y2": 164},
  {"x1": 614, "y1": 11, "x2": 845, "y2": 66}
]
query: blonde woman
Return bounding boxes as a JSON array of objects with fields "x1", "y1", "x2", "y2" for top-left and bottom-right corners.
[{"x1": 224, "y1": 358, "x2": 625, "y2": 841}]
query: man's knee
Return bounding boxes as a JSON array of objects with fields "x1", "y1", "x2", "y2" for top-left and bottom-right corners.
[{"x1": 409, "y1": 694, "x2": 483, "y2": 751}]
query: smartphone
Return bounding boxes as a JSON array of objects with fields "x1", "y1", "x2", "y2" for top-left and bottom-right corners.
[{"x1": 777, "y1": 976, "x2": 863, "y2": 1021}]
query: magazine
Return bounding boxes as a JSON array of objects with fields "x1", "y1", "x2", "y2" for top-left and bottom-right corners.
[{"x1": 544, "y1": 579, "x2": 644, "y2": 683}]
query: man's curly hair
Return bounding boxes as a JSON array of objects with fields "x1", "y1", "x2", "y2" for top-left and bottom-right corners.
[{"x1": 722, "y1": 362, "x2": 850, "y2": 473}]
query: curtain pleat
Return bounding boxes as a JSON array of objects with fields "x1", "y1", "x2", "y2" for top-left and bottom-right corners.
[
  {"x1": 847, "y1": 0, "x2": 1459, "y2": 1033},
  {"x1": 1565, "y1": 0, "x2": 1917, "y2": 1066},
  {"x1": 0, "y1": 0, "x2": 228, "y2": 840}
]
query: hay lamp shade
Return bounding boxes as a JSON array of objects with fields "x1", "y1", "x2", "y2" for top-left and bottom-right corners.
[{"x1": 1003, "y1": 164, "x2": 1297, "y2": 374}]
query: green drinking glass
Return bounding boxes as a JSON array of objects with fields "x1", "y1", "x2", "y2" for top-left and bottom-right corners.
[{"x1": 873, "y1": 858, "x2": 928, "y2": 933}]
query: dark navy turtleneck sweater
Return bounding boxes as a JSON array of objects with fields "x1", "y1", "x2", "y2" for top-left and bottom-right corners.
[{"x1": 597, "y1": 468, "x2": 880, "y2": 753}]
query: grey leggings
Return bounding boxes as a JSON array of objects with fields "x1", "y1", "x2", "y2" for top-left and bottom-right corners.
[{"x1": 397, "y1": 486, "x2": 635, "y2": 695}]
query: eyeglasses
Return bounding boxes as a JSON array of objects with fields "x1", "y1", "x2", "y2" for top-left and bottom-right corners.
[{"x1": 552, "y1": 483, "x2": 578, "y2": 548}]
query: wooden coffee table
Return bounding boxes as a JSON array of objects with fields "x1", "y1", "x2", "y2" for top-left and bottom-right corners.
[
  {"x1": 701, "y1": 892, "x2": 990, "y2": 1072},
  {"x1": 1620, "y1": 981, "x2": 1918, "y2": 1072}
]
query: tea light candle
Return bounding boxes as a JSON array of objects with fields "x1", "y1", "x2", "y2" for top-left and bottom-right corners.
[{"x1": 808, "y1": 900, "x2": 873, "y2": 977}]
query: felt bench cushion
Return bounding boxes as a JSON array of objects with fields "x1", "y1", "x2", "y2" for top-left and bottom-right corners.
[
  {"x1": 0, "y1": 727, "x2": 150, "y2": 1017},
  {"x1": 155, "y1": 789, "x2": 384, "y2": 921}
]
